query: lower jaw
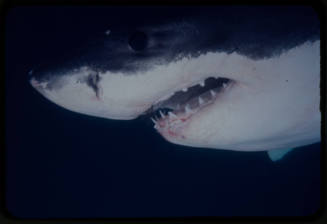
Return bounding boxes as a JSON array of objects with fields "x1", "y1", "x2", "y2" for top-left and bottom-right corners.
[{"x1": 154, "y1": 99, "x2": 217, "y2": 141}]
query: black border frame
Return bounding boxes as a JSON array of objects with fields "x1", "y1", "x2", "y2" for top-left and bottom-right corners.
[{"x1": 1, "y1": 0, "x2": 326, "y2": 223}]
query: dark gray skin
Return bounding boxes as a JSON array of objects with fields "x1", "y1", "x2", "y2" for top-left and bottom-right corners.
[{"x1": 30, "y1": 6, "x2": 319, "y2": 82}]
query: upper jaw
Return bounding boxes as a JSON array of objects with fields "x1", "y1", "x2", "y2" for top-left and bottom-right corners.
[
  {"x1": 30, "y1": 51, "x2": 252, "y2": 121},
  {"x1": 141, "y1": 52, "x2": 249, "y2": 115}
]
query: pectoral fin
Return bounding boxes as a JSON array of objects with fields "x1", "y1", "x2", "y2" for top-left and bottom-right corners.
[{"x1": 267, "y1": 148, "x2": 294, "y2": 162}]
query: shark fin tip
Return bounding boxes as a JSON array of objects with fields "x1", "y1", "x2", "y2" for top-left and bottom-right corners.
[{"x1": 267, "y1": 148, "x2": 294, "y2": 162}]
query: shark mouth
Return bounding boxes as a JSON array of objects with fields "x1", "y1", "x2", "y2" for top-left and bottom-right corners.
[{"x1": 146, "y1": 76, "x2": 234, "y2": 138}]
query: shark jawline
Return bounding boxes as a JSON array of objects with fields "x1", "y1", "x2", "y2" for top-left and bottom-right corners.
[{"x1": 148, "y1": 76, "x2": 235, "y2": 138}]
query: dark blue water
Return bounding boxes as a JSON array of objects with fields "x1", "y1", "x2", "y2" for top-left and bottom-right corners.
[{"x1": 5, "y1": 6, "x2": 321, "y2": 218}]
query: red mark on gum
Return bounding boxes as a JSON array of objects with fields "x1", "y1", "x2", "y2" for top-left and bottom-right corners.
[
  {"x1": 156, "y1": 113, "x2": 192, "y2": 139},
  {"x1": 168, "y1": 130, "x2": 178, "y2": 137}
]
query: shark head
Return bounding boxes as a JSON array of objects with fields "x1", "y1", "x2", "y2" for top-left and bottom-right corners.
[{"x1": 30, "y1": 6, "x2": 321, "y2": 152}]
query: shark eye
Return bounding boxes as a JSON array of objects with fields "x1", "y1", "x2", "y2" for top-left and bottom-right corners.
[{"x1": 128, "y1": 31, "x2": 148, "y2": 52}]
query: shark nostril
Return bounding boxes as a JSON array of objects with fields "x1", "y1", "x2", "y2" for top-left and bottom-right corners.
[
  {"x1": 30, "y1": 77, "x2": 39, "y2": 87},
  {"x1": 128, "y1": 31, "x2": 148, "y2": 52}
]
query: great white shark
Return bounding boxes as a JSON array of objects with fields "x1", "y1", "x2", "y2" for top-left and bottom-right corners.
[{"x1": 29, "y1": 6, "x2": 321, "y2": 161}]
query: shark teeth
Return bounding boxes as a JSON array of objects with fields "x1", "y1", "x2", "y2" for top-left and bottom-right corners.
[
  {"x1": 151, "y1": 109, "x2": 191, "y2": 130},
  {"x1": 168, "y1": 111, "x2": 178, "y2": 119},
  {"x1": 198, "y1": 97, "x2": 204, "y2": 105},
  {"x1": 150, "y1": 77, "x2": 233, "y2": 130},
  {"x1": 185, "y1": 104, "x2": 193, "y2": 114},
  {"x1": 151, "y1": 117, "x2": 157, "y2": 125},
  {"x1": 159, "y1": 110, "x2": 165, "y2": 118},
  {"x1": 210, "y1": 90, "x2": 216, "y2": 97}
]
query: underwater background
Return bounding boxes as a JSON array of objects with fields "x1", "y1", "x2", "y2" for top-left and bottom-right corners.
[{"x1": 5, "y1": 6, "x2": 321, "y2": 218}]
